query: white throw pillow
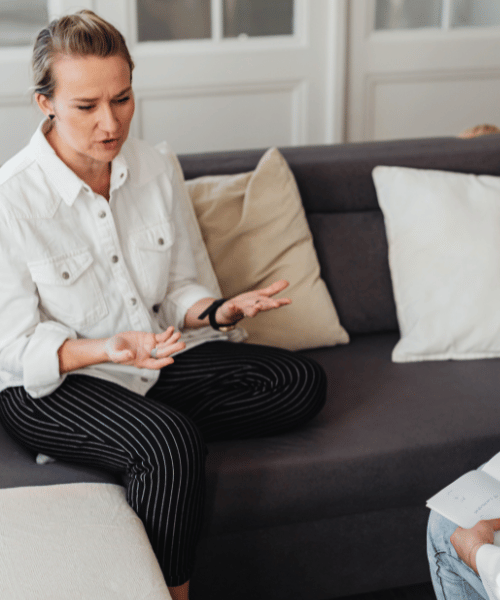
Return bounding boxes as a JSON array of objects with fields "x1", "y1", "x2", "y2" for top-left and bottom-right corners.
[
  {"x1": 0, "y1": 483, "x2": 171, "y2": 600},
  {"x1": 372, "y1": 165, "x2": 500, "y2": 363}
]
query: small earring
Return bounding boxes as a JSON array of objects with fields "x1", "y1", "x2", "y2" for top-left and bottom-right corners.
[{"x1": 49, "y1": 114, "x2": 55, "y2": 120}]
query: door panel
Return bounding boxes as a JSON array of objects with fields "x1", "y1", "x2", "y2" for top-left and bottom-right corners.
[
  {"x1": 371, "y1": 74, "x2": 500, "y2": 140},
  {"x1": 347, "y1": 0, "x2": 500, "y2": 142},
  {"x1": 139, "y1": 82, "x2": 303, "y2": 153}
]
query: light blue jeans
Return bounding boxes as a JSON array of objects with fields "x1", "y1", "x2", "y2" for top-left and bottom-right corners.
[{"x1": 427, "y1": 509, "x2": 489, "y2": 600}]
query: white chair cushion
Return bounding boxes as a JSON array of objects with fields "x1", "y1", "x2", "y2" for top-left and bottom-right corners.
[{"x1": 0, "y1": 483, "x2": 171, "y2": 600}]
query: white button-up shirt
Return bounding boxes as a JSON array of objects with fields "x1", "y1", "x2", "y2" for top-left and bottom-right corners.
[
  {"x1": 478, "y1": 544, "x2": 500, "y2": 600},
  {"x1": 0, "y1": 122, "x2": 228, "y2": 398}
]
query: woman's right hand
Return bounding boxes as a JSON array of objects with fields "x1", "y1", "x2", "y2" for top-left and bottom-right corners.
[
  {"x1": 105, "y1": 326, "x2": 185, "y2": 369},
  {"x1": 450, "y1": 518, "x2": 500, "y2": 574}
]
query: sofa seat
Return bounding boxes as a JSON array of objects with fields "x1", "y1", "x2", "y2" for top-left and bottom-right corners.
[{"x1": 203, "y1": 332, "x2": 500, "y2": 537}]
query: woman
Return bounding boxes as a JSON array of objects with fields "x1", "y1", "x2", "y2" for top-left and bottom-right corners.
[{"x1": 0, "y1": 10, "x2": 326, "y2": 600}]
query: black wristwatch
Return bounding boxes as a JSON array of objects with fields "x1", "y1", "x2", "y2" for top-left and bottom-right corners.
[{"x1": 198, "y1": 299, "x2": 239, "y2": 332}]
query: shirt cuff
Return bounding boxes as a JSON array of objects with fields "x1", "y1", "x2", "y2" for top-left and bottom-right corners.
[
  {"x1": 476, "y1": 544, "x2": 500, "y2": 600},
  {"x1": 165, "y1": 283, "x2": 215, "y2": 329},
  {"x1": 23, "y1": 321, "x2": 77, "y2": 398}
]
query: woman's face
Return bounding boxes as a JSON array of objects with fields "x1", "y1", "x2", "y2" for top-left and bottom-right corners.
[{"x1": 37, "y1": 54, "x2": 135, "y2": 170}]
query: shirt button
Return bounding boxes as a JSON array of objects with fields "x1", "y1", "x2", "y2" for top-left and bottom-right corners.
[
  {"x1": 130, "y1": 298, "x2": 137, "y2": 306},
  {"x1": 111, "y1": 255, "x2": 119, "y2": 263},
  {"x1": 140, "y1": 377, "x2": 149, "y2": 383},
  {"x1": 98, "y1": 211, "x2": 106, "y2": 218},
  {"x1": 152, "y1": 304, "x2": 160, "y2": 313},
  {"x1": 158, "y1": 238, "x2": 165, "y2": 246},
  {"x1": 62, "y1": 271, "x2": 70, "y2": 280},
  {"x1": 120, "y1": 173, "x2": 125, "y2": 178}
]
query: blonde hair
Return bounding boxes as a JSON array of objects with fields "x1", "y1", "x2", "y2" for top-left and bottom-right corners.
[{"x1": 32, "y1": 10, "x2": 134, "y2": 99}]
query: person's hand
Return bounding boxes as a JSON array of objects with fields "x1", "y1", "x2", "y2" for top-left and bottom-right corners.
[
  {"x1": 105, "y1": 326, "x2": 185, "y2": 369},
  {"x1": 216, "y1": 279, "x2": 292, "y2": 325},
  {"x1": 451, "y1": 519, "x2": 500, "y2": 574}
]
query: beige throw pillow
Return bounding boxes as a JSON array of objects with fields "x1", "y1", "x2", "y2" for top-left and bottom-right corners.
[{"x1": 185, "y1": 147, "x2": 349, "y2": 350}]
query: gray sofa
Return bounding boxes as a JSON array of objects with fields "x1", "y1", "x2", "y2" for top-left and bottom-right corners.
[{"x1": 2, "y1": 134, "x2": 500, "y2": 600}]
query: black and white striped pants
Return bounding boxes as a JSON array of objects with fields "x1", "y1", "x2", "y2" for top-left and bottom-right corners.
[{"x1": 0, "y1": 341, "x2": 326, "y2": 587}]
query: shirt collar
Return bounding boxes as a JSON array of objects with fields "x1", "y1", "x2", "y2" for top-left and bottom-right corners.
[
  {"x1": 110, "y1": 151, "x2": 129, "y2": 193},
  {"x1": 30, "y1": 120, "x2": 131, "y2": 205},
  {"x1": 119, "y1": 137, "x2": 166, "y2": 187}
]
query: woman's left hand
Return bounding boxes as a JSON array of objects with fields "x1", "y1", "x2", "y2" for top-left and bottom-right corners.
[{"x1": 216, "y1": 279, "x2": 291, "y2": 325}]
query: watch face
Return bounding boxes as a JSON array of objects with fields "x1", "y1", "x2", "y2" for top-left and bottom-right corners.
[{"x1": 218, "y1": 325, "x2": 236, "y2": 333}]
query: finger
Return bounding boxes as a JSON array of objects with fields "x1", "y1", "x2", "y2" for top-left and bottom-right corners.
[
  {"x1": 104, "y1": 336, "x2": 134, "y2": 363},
  {"x1": 244, "y1": 302, "x2": 274, "y2": 318},
  {"x1": 108, "y1": 348, "x2": 134, "y2": 363},
  {"x1": 153, "y1": 341, "x2": 186, "y2": 358},
  {"x1": 105, "y1": 334, "x2": 127, "y2": 352},
  {"x1": 252, "y1": 297, "x2": 291, "y2": 313},
  {"x1": 486, "y1": 518, "x2": 500, "y2": 530},
  {"x1": 267, "y1": 297, "x2": 292, "y2": 307},
  {"x1": 155, "y1": 327, "x2": 177, "y2": 343},
  {"x1": 141, "y1": 356, "x2": 176, "y2": 370},
  {"x1": 156, "y1": 332, "x2": 182, "y2": 348},
  {"x1": 257, "y1": 279, "x2": 290, "y2": 297}
]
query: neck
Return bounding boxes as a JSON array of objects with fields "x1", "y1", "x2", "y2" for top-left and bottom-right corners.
[
  {"x1": 84, "y1": 163, "x2": 112, "y2": 200},
  {"x1": 46, "y1": 126, "x2": 112, "y2": 200}
]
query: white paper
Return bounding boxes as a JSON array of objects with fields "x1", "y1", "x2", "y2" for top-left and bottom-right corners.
[
  {"x1": 427, "y1": 470, "x2": 500, "y2": 529},
  {"x1": 482, "y1": 452, "x2": 500, "y2": 481}
]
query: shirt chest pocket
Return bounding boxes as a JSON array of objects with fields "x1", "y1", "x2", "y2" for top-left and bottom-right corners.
[
  {"x1": 130, "y1": 221, "x2": 175, "y2": 303},
  {"x1": 27, "y1": 248, "x2": 108, "y2": 330}
]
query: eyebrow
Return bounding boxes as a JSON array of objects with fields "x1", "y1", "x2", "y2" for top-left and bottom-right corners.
[{"x1": 71, "y1": 86, "x2": 132, "y2": 103}]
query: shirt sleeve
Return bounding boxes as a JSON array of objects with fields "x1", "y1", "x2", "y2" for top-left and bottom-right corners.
[
  {"x1": 155, "y1": 142, "x2": 221, "y2": 329},
  {"x1": 476, "y1": 544, "x2": 500, "y2": 600},
  {"x1": 0, "y1": 214, "x2": 76, "y2": 398}
]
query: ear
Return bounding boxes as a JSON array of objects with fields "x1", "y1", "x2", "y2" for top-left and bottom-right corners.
[{"x1": 35, "y1": 93, "x2": 55, "y2": 119}]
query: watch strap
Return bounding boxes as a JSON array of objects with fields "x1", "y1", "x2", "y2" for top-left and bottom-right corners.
[{"x1": 198, "y1": 299, "x2": 238, "y2": 331}]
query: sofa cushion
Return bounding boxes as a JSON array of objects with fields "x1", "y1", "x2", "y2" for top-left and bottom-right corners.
[
  {"x1": 0, "y1": 418, "x2": 118, "y2": 489},
  {"x1": 184, "y1": 148, "x2": 349, "y2": 351},
  {"x1": 0, "y1": 483, "x2": 170, "y2": 599},
  {"x1": 308, "y1": 211, "x2": 398, "y2": 334},
  {"x1": 373, "y1": 165, "x2": 500, "y2": 362},
  {"x1": 180, "y1": 136, "x2": 500, "y2": 214}
]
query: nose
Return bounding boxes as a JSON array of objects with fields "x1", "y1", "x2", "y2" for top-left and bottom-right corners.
[{"x1": 99, "y1": 103, "x2": 120, "y2": 134}]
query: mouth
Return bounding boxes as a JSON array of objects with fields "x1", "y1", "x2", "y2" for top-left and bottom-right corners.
[{"x1": 100, "y1": 138, "x2": 120, "y2": 149}]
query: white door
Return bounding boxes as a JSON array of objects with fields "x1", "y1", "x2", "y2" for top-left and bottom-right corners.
[
  {"x1": 346, "y1": 0, "x2": 500, "y2": 142},
  {"x1": 0, "y1": 0, "x2": 346, "y2": 164},
  {"x1": 95, "y1": 0, "x2": 345, "y2": 154},
  {"x1": 0, "y1": 0, "x2": 61, "y2": 165}
]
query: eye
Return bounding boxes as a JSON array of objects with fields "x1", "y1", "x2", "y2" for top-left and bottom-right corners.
[
  {"x1": 77, "y1": 105, "x2": 94, "y2": 111},
  {"x1": 115, "y1": 96, "x2": 130, "y2": 104}
]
